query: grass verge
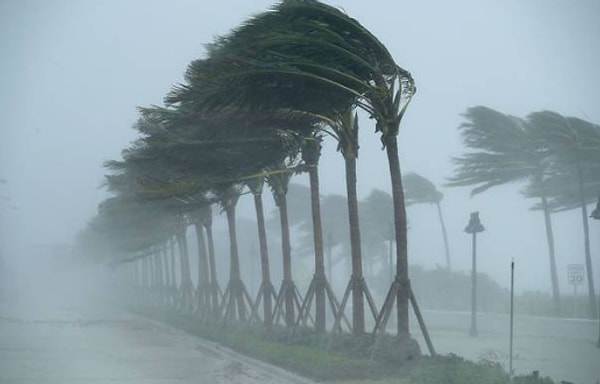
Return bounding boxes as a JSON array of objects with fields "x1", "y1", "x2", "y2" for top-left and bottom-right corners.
[{"x1": 132, "y1": 305, "x2": 560, "y2": 384}]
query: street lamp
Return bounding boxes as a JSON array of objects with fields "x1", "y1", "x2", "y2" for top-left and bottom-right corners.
[
  {"x1": 589, "y1": 195, "x2": 600, "y2": 348},
  {"x1": 465, "y1": 211, "x2": 485, "y2": 337}
]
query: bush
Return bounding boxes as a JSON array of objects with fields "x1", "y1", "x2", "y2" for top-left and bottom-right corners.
[{"x1": 409, "y1": 354, "x2": 509, "y2": 384}]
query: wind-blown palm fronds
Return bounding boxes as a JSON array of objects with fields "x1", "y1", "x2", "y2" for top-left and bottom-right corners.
[{"x1": 447, "y1": 106, "x2": 563, "y2": 314}]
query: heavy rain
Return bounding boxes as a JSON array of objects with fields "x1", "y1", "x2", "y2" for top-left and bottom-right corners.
[{"x1": 1, "y1": 1, "x2": 599, "y2": 383}]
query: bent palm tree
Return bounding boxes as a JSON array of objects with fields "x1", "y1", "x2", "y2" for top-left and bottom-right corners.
[
  {"x1": 404, "y1": 172, "x2": 451, "y2": 269},
  {"x1": 527, "y1": 111, "x2": 600, "y2": 319},
  {"x1": 167, "y1": 0, "x2": 416, "y2": 337},
  {"x1": 447, "y1": 106, "x2": 562, "y2": 315}
]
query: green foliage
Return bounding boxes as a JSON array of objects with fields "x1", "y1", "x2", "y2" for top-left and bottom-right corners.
[
  {"x1": 447, "y1": 106, "x2": 537, "y2": 196},
  {"x1": 512, "y1": 372, "x2": 556, "y2": 384},
  {"x1": 409, "y1": 355, "x2": 509, "y2": 384},
  {"x1": 404, "y1": 173, "x2": 443, "y2": 205}
]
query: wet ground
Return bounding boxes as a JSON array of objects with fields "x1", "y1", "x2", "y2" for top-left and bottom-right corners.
[
  {"x1": 0, "y1": 303, "x2": 314, "y2": 384},
  {"x1": 1, "y1": 285, "x2": 598, "y2": 384},
  {"x1": 410, "y1": 309, "x2": 600, "y2": 384}
]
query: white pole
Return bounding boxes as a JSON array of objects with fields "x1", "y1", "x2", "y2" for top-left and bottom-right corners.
[
  {"x1": 574, "y1": 284, "x2": 578, "y2": 318},
  {"x1": 509, "y1": 259, "x2": 514, "y2": 376}
]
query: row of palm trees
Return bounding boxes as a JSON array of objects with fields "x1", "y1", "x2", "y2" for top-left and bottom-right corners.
[
  {"x1": 447, "y1": 106, "x2": 600, "y2": 319},
  {"x1": 78, "y1": 1, "x2": 418, "y2": 338}
]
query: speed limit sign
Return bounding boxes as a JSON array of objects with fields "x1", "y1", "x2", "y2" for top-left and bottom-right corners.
[{"x1": 567, "y1": 264, "x2": 585, "y2": 286}]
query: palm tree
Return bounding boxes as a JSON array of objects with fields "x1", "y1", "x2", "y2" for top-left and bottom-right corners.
[
  {"x1": 214, "y1": 183, "x2": 256, "y2": 322},
  {"x1": 404, "y1": 173, "x2": 451, "y2": 269},
  {"x1": 447, "y1": 106, "x2": 563, "y2": 315},
  {"x1": 167, "y1": 0, "x2": 416, "y2": 337},
  {"x1": 325, "y1": 109, "x2": 377, "y2": 334},
  {"x1": 359, "y1": 189, "x2": 395, "y2": 283},
  {"x1": 296, "y1": 135, "x2": 347, "y2": 333},
  {"x1": 137, "y1": 105, "x2": 315, "y2": 321},
  {"x1": 527, "y1": 111, "x2": 600, "y2": 319}
]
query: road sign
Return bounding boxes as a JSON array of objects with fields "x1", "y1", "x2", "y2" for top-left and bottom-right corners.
[{"x1": 567, "y1": 264, "x2": 585, "y2": 286}]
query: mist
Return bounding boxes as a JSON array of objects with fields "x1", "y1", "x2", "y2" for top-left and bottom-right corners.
[{"x1": 1, "y1": 1, "x2": 599, "y2": 383}]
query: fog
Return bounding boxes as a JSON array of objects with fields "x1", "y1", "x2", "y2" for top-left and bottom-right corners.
[
  {"x1": 1, "y1": 1, "x2": 599, "y2": 382},
  {"x1": 2, "y1": 0, "x2": 599, "y2": 293}
]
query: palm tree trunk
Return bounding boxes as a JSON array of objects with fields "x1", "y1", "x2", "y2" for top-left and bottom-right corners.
[
  {"x1": 176, "y1": 230, "x2": 193, "y2": 312},
  {"x1": 204, "y1": 216, "x2": 219, "y2": 316},
  {"x1": 434, "y1": 201, "x2": 451, "y2": 270},
  {"x1": 141, "y1": 257, "x2": 147, "y2": 290},
  {"x1": 576, "y1": 159, "x2": 598, "y2": 319},
  {"x1": 132, "y1": 258, "x2": 139, "y2": 288},
  {"x1": 308, "y1": 164, "x2": 327, "y2": 333},
  {"x1": 252, "y1": 192, "x2": 273, "y2": 326},
  {"x1": 162, "y1": 243, "x2": 170, "y2": 290},
  {"x1": 540, "y1": 196, "x2": 561, "y2": 315},
  {"x1": 150, "y1": 250, "x2": 157, "y2": 286},
  {"x1": 169, "y1": 237, "x2": 176, "y2": 292},
  {"x1": 277, "y1": 192, "x2": 295, "y2": 326},
  {"x1": 148, "y1": 253, "x2": 156, "y2": 303},
  {"x1": 225, "y1": 204, "x2": 246, "y2": 321},
  {"x1": 194, "y1": 222, "x2": 210, "y2": 313},
  {"x1": 384, "y1": 134, "x2": 410, "y2": 338},
  {"x1": 155, "y1": 249, "x2": 164, "y2": 300},
  {"x1": 345, "y1": 156, "x2": 365, "y2": 334}
]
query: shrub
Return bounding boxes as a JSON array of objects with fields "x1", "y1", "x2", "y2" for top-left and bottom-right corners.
[{"x1": 409, "y1": 354, "x2": 509, "y2": 384}]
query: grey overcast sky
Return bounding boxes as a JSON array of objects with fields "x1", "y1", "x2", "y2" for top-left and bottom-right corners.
[{"x1": 1, "y1": 0, "x2": 599, "y2": 292}]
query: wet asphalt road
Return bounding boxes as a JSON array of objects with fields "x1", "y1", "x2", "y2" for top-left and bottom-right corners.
[{"x1": 0, "y1": 303, "x2": 314, "y2": 384}]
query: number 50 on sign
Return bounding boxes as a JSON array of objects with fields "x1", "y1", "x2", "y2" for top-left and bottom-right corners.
[{"x1": 567, "y1": 264, "x2": 585, "y2": 285}]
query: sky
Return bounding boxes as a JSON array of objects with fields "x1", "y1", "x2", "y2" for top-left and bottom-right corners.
[{"x1": 1, "y1": 0, "x2": 599, "y2": 294}]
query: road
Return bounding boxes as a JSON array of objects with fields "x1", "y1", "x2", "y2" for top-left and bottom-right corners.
[
  {"x1": 409, "y1": 309, "x2": 600, "y2": 384},
  {"x1": 0, "y1": 302, "x2": 314, "y2": 384},
  {"x1": 1, "y1": 289, "x2": 597, "y2": 383}
]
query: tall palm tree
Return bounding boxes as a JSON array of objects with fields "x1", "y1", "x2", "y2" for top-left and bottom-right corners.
[
  {"x1": 167, "y1": 0, "x2": 416, "y2": 337},
  {"x1": 326, "y1": 109, "x2": 377, "y2": 334},
  {"x1": 296, "y1": 134, "x2": 345, "y2": 333},
  {"x1": 447, "y1": 106, "x2": 563, "y2": 315},
  {"x1": 527, "y1": 111, "x2": 600, "y2": 319},
  {"x1": 214, "y1": 183, "x2": 256, "y2": 322},
  {"x1": 404, "y1": 173, "x2": 451, "y2": 269}
]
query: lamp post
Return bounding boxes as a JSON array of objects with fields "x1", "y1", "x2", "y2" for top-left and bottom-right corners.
[
  {"x1": 589, "y1": 195, "x2": 600, "y2": 348},
  {"x1": 465, "y1": 211, "x2": 485, "y2": 337}
]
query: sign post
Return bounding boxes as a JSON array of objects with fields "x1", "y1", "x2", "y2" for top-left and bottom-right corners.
[{"x1": 568, "y1": 264, "x2": 585, "y2": 317}]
